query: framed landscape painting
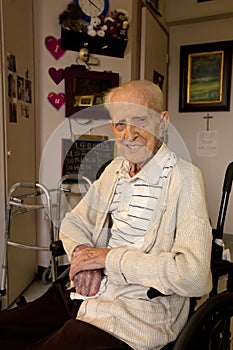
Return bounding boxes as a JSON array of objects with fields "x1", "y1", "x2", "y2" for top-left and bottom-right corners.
[{"x1": 179, "y1": 41, "x2": 232, "y2": 112}]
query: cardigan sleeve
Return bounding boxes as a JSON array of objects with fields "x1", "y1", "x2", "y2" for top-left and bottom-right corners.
[
  {"x1": 59, "y1": 184, "x2": 99, "y2": 260},
  {"x1": 60, "y1": 158, "x2": 122, "y2": 260}
]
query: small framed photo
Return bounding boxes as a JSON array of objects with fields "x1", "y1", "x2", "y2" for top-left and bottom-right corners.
[
  {"x1": 74, "y1": 95, "x2": 95, "y2": 107},
  {"x1": 25, "y1": 79, "x2": 32, "y2": 103},
  {"x1": 17, "y1": 76, "x2": 24, "y2": 101},
  {"x1": 179, "y1": 41, "x2": 232, "y2": 112}
]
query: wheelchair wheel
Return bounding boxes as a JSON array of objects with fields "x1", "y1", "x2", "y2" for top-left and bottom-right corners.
[
  {"x1": 173, "y1": 291, "x2": 233, "y2": 350},
  {"x1": 41, "y1": 266, "x2": 52, "y2": 284}
]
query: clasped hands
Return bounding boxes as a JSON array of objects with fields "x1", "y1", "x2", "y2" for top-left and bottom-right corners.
[{"x1": 69, "y1": 245, "x2": 110, "y2": 296}]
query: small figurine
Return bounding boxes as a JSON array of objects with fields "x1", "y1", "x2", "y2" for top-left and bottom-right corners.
[{"x1": 87, "y1": 16, "x2": 107, "y2": 37}]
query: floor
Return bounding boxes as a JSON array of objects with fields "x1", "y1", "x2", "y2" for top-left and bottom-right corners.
[
  {"x1": 8, "y1": 278, "x2": 50, "y2": 309},
  {"x1": 23, "y1": 278, "x2": 50, "y2": 301}
]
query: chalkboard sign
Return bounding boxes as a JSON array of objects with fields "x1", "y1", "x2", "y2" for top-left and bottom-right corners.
[{"x1": 62, "y1": 136, "x2": 115, "y2": 183}]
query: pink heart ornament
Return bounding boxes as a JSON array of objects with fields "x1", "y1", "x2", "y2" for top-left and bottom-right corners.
[
  {"x1": 48, "y1": 92, "x2": 65, "y2": 110},
  {"x1": 45, "y1": 36, "x2": 66, "y2": 60},
  {"x1": 49, "y1": 67, "x2": 64, "y2": 84}
]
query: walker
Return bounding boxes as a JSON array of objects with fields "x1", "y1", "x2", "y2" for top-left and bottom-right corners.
[{"x1": 0, "y1": 182, "x2": 55, "y2": 309}]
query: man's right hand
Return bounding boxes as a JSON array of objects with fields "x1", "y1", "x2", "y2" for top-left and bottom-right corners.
[{"x1": 72, "y1": 269, "x2": 103, "y2": 296}]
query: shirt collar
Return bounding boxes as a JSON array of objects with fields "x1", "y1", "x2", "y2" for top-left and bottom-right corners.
[{"x1": 119, "y1": 144, "x2": 175, "y2": 184}]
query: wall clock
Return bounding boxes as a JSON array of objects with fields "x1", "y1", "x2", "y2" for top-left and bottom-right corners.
[{"x1": 77, "y1": 0, "x2": 109, "y2": 21}]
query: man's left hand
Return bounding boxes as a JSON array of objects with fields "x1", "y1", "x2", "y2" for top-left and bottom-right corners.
[{"x1": 69, "y1": 246, "x2": 110, "y2": 281}]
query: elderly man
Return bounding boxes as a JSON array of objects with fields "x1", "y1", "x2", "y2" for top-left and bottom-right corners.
[{"x1": 0, "y1": 80, "x2": 212, "y2": 350}]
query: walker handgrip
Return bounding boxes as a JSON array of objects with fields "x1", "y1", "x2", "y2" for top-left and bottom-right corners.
[{"x1": 223, "y1": 162, "x2": 233, "y2": 193}]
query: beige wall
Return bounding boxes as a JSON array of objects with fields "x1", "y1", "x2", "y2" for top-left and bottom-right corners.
[
  {"x1": 0, "y1": 1, "x2": 6, "y2": 286},
  {"x1": 168, "y1": 16, "x2": 233, "y2": 234}
]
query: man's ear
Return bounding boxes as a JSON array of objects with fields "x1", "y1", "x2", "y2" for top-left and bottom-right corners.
[
  {"x1": 159, "y1": 111, "x2": 169, "y2": 138},
  {"x1": 161, "y1": 111, "x2": 169, "y2": 122}
]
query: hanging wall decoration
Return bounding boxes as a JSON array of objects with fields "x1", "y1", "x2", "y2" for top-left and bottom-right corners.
[
  {"x1": 45, "y1": 36, "x2": 66, "y2": 60},
  {"x1": 48, "y1": 67, "x2": 64, "y2": 84},
  {"x1": 153, "y1": 70, "x2": 164, "y2": 90},
  {"x1": 59, "y1": 2, "x2": 129, "y2": 58},
  {"x1": 25, "y1": 79, "x2": 32, "y2": 103},
  {"x1": 64, "y1": 65, "x2": 119, "y2": 117},
  {"x1": 179, "y1": 40, "x2": 232, "y2": 112},
  {"x1": 47, "y1": 92, "x2": 66, "y2": 110}
]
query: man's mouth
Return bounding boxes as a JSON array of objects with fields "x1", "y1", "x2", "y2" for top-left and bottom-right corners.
[{"x1": 125, "y1": 144, "x2": 143, "y2": 150}]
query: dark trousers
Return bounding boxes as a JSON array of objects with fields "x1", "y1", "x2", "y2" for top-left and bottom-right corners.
[{"x1": 0, "y1": 281, "x2": 132, "y2": 350}]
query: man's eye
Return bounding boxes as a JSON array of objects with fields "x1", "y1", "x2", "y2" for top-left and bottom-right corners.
[
  {"x1": 114, "y1": 121, "x2": 126, "y2": 131},
  {"x1": 133, "y1": 117, "x2": 148, "y2": 126}
]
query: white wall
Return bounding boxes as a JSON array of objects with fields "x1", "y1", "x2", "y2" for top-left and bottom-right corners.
[
  {"x1": 168, "y1": 16, "x2": 233, "y2": 234},
  {"x1": 165, "y1": 0, "x2": 233, "y2": 23},
  {"x1": 33, "y1": 0, "x2": 136, "y2": 266},
  {"x1": 33, "y1": 0, "x2": 134, "y2": 168}
]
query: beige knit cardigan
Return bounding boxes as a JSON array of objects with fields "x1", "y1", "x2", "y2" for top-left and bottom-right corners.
[{"x1": 60, "y1": 156, "x2": 212, "y2": 350}]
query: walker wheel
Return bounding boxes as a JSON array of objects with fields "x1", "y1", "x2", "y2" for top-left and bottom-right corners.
[{"x1": 16, "y1": 295, "x2": 27, "y2": 306}]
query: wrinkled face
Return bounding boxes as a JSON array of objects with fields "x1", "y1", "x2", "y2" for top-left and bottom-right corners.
[{"x1": 109, "y1": 100, "x2": 163, "y2": 167}]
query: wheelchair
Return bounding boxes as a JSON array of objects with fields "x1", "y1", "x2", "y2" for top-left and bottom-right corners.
[{"x1": 161, "y1": 161, "x2": 233, "y2": 350}]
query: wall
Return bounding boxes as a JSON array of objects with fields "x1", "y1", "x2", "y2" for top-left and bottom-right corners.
[
  {"x1": 165, "y1": 0, "x2": 233, "y2": 23},
  {"x1": 33, "y1": 0, "x2": 138, "y2": 266},
  {"x1": 0, "y1": 0, "x2": 38, "y2": 305},
  {"x1": 33, "y1": 0, "x2": 135, "y2": 164},
  {"x1": 0, "y1": 0, "x2": 6, "y2": 288},
  {"x1": 168, "y1": 15, "x2": 233, "y2": 234}
]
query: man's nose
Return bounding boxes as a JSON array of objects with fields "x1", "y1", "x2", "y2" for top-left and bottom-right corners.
[{"x1": 124, "y1": 124, "x2": 138, "y2": 141}]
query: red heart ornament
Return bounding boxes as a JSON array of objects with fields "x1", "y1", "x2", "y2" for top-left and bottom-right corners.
[
  {"x1": 45, "y1": 36, "x2": 66, "y2": 60},
  {"x1": 48, "y1": 92, "x2": 65, "y2": 110},
  {"x1": 48, "y1": 67, "x2": 64, "y2": 84}
]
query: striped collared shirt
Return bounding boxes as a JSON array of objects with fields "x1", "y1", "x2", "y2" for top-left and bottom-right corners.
[{"x1": 108, "y1": 144, "x2": 176, "y2": 248}]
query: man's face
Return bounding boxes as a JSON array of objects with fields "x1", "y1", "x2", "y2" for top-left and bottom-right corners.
[{"x1": 109, "y1": 102, "x2": 162, "y2": 167}]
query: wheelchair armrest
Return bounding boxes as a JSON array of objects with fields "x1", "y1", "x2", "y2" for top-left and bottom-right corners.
[{"x1": 210, "y1": 259, "x2": 233, "y2": 297}]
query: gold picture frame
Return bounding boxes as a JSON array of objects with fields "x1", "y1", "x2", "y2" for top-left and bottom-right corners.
[{"x1": 179, "y1": 41, "x2": 232, "y2": 112}]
